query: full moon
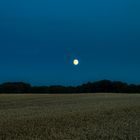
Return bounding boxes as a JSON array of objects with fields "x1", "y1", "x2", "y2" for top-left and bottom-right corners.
[{"x1": 73, "y1": 59, "x2": 79, "y2": 65}]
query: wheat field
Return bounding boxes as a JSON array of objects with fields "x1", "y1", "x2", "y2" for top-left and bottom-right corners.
[{"x1": 0, "y1": 93, "x2": 140, "y2": 140}]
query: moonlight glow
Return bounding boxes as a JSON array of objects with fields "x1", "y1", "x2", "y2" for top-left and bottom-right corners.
[{"x1": 73, "y1": 59, "x2": 79, "y2": 65}]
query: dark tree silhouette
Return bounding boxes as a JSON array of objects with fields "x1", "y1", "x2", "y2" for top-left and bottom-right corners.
[
  {"x1": 0, "y1": 82, "x2": 31, "y2": 93},
  {"x1": 0, "y1": 80, "x2": 140, "y2": 94}
]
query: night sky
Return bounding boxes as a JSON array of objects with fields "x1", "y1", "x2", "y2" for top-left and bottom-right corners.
[{"x1": 0, "y1": 0, "x2": 140, "y2": 86}]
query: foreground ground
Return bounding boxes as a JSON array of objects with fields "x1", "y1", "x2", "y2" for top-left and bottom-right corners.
[{"x1": 0, "y1": 93, "x2": 140, "y2": 140}]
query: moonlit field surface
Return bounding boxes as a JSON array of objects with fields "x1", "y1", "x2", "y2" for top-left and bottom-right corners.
[{"x1": 0, "y1": 93, "x2": 140, "y2": 140}]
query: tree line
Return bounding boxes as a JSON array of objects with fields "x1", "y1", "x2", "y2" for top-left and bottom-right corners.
[{"x1": 0, "y1": 80, "x2": 140, "y2": 93}]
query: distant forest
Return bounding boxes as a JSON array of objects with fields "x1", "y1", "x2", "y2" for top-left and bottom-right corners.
[{"x1": 0, "y1": 80, "x2": 140, "y2": 93}]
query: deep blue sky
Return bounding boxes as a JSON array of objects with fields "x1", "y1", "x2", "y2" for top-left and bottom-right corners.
[{"x1": 0, "y1": 0, "x2": 140, "y2": 85}]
